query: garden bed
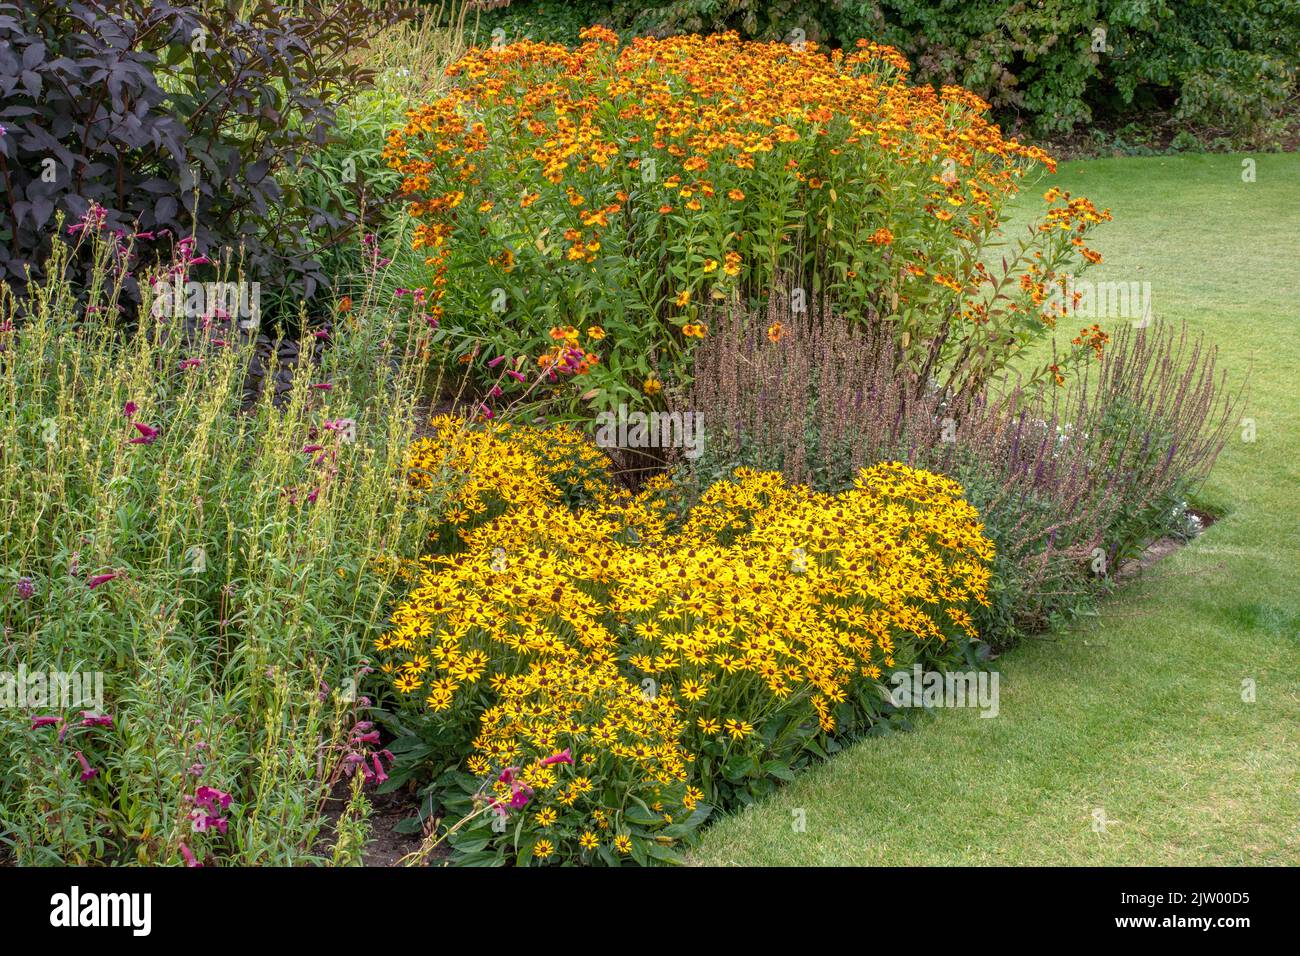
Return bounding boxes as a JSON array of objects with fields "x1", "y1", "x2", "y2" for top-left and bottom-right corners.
[{"x1": 0, "y1": 5, "x2": 1257, "y2": 868}]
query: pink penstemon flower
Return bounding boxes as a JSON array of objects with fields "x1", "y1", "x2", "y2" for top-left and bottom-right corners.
[
  {"x1": 129, "y1": 421, "x2": 158, "y2": 444},
  {"x1": 74, "y1": 750, "x2": 98, "y2": 782},
  {"x1": 493, "y1": 765, "x2": 534, "y2": 810},
  {"x1": 539, "y1": 748, "x2": 573, "y2": 767},
  {"x1": 195, "y1": 785, "x2": 232, "y2": 810},
  {"x1": 191, "y1": 811, "x2": 228, "y2": 835},
  {"x1": 86, "y1": 571, "x2": 118, "y2": 589}
]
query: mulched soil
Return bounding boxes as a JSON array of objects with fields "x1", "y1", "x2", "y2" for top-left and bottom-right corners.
[{"x1": 317, "y1": 777, "x2": 441, "y2": 867}]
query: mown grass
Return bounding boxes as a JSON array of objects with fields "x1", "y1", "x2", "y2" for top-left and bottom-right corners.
[{"x1": 691, "y1": 152, "x2": 1300, "y2": 865}]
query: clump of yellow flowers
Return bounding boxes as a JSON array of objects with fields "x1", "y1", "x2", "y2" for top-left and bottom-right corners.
[{"x1": 378, "y1": 417, "x2": 993, "y2": 865}]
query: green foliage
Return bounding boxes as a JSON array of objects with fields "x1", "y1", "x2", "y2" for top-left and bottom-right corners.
[
  {"x1": 0, "y1": 222, "x2": 443, "y2": 864},
  {"x1": 467, "y1": 0, "x2": 614, "y2": 45},
  {"x1": 482, "y1": 1, "x2": 1299, "y2": 138}
]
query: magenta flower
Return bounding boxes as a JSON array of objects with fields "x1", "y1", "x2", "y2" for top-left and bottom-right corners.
[
  {"x1": 129, "y1": 421, "x2": 158, "y2": 444},
  {"x1": 506, "y1": 369, "x2": 526, "y2": 382},
  {"x1": 31, "y1": 715, "x2": 64, "y2": 732},
  {"x1": 310, "y1": 382, "x2": 333, "y2": 391},
  {"x1": 123, "y1": 400, "x2": 138, "y2": 418},
  {"x1": 86, "y1": 572, "x2": 118, "y2": 589},
  {"x1": 195, "y1": 785, "x2": 232, "y2": 812},
  {"x1": 74, "y1": 750, "x2": 98, "y2": 782},
  {"x1": 495, "y1": 765, "x2": 533, "y2": 808},
  {"x1": 16, "y1": 576, "x2": 34, "y2": 600},
  {"x1": 478, "y1": 403, "x2": 494, "y2": 420},
  {"x1": 487, "y1": 355, "x2": 506, "y2": 369},
  {"x1": 179, "y1": 843, "x2": 202, "y2": 868},
  {"x1": 305, "y1": 488, "x2": 319, "y2": 504},
  {"x1": 80, "y1": 712, "x2": 113, "y2": 728},
  {"x1": 179, "y1": 357, "x2": 202, "y2": 370},
  {"x1": 371, "y1": 754, "x2": 388, "y2": 784},
  {"x1": 539, "y1": 748, "x2": 573, "y2": 767},
  {"x1": 302, "y1": 444, "x2": 324, "y2": 454},
  {"x1": 191, "y1": 811, "x2": 228, "y2": 835}
]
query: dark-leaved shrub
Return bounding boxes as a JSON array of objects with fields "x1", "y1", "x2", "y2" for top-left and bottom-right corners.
[{"x1": 0, "y1": 0, "x2": 401, "y2": 325}]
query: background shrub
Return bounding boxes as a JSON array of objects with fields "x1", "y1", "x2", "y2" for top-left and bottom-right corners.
[{"x1": 472, "y1": 0, "x2": 1299, "y2": 140}]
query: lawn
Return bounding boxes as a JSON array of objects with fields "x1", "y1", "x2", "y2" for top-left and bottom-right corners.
[{"x1": 691, "y1": 152, "x2": 1300, "y2": 865}]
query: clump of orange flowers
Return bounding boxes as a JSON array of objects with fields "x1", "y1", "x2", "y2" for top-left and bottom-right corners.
[{"x1": 1073, "y1": 323, "x2": 1111, "y2": 358}]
